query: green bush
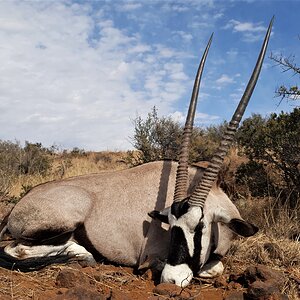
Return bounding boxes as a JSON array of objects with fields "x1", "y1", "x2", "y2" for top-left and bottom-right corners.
[
  {"x1": 19, "y1": 142, "x2": 52, "y2": 176},
  {"x1": 0, "y1": 140, "x2": 23, "y2": 199},
  {"x1": 237, "y1": 108, "x2": 300, "y2": 205},
  {"x1": 0, "y1": 140, "x2": 53, "y2": 201},
  {"x1": 235, "y1": 161, "x2": 275, "y2": 198},
  {"x1": 190, "y1": 122, "x2": 229, "y2": 162},
  {"x1": 129, "y1": 107, "x2": 226, "y2": 166},
  {"x1": 130, "y1": 107, "x2": 182, "y2": 164}
]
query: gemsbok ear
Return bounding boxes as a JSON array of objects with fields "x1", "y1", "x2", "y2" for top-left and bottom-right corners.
[
  {"x1": 227, "y1": 218, "x2": 259, "y2": 237},
  {"x1": 148, "y1": 210, "x2": 169, "y2": 224}
]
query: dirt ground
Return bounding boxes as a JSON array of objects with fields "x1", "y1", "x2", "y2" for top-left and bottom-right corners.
[{"x1": 0, "y1": 259, "x2": 252, "y2": 300}]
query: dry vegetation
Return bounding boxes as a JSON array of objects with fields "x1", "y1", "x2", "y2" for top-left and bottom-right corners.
[
  {"x1": 0, "y1": 149, "x2": 299, "y2": 299},
  {"x1": 219, "y1": 150, "x2": 299, "y2": 299},
  {"x1": 3, "y1": 151, "x2": 127, "y2": 200}
]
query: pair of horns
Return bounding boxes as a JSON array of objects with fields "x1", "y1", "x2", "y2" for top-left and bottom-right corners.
[{"x1": 173, "y1": 17, "x2": 274, "y2": 207}]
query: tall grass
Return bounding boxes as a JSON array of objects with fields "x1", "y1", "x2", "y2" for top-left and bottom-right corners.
[
  {"x1": 6, "y1": 151, "x2": 127, "y2": 199},
  {"x1": 225, "y1": 197, "x2": 300, "y2": 299}
]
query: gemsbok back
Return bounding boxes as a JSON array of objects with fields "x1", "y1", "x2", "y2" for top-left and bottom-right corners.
[{"x1": 0, "y1": 18, "x2": 273, "y2": 287}]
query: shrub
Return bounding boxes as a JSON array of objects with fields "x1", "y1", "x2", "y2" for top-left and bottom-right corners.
[
  {"x1": 130, "y1": 107, "x2": 182, "y2": 164},
  {"x1": 130, "y1": 107, "x2": 227, "y2": 165},
  {"x1": 19, "y1": 142, "x2": 52, "y2": 176},
  {"x1": 235, "y1": 161, "x2": 276, "y2": 198},
  {"x1": 0, "y1": 140, "x2": 53, "y2": 201},
  {"x1": 237, "y1": 108, "x2": 300, "y2": 206},
  {"x1": 0, "y1": 140, "x2": 23, "y2": 200}
]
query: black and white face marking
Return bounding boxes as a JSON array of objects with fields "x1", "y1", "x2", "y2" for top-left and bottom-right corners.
[{"x1": 160, "y1": 199, "x2": 204, "y2": 287}]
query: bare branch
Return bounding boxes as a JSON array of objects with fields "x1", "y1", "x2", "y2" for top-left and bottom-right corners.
[
  {"x1": 270, "y1": 52, "x2": 300, "y2": 75},
  {"x1": 270, "y1": 52, "x2": 300, "y2": 103}
]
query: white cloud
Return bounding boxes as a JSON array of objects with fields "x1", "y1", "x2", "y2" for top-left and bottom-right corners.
[
  {"x1": 170, "y1": 111, "x2": 219, "y2": 124},
  {"x1": 164, "y1": 63, "x2": 189, "y2": 81},
  {"x1": 195, "y1": 112, "x2": 219, "y2": 123},
  {"x1": 155, "y1": 45, "x2": 178, "y2": 58},
  {"x1": 170, "y1": 111, "x2": 186, "y2": 123},
  {"x1": 216, "y1": 74, "x2": 235, "y2": 85},
  {"x1": 223, "y1": 19, "x2": 267, "y2": 42},
  {"x1": 226, "y1": 48, "x2": 239, "y2": 59},
  {"x1": 162, "y1": 0, "x2": 214, "y2": 12},
  {"x1": 0, "y1": 1, "x2": 277, "y2": 151},
  {"x1": 0, "y1": 1, "x2": 190, "y2": 150},
  {"x1": 120, "y1": 2, "x2": 142, "y2": 11},
  {"x1": 225, "y1": 20, "x2": 266, "y2": 33},
  {"x1": 173, "y1": 31, "x2": 193, "y2": 42}
]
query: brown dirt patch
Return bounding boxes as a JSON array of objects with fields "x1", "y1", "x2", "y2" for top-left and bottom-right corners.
[{"x1": 0, "y1": 262, "x2": 247, "y2": 300}]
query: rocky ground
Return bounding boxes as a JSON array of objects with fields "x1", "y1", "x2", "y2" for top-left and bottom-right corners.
[{"x1": 0, "y1": 255, "x2": 295, "y2": 300}]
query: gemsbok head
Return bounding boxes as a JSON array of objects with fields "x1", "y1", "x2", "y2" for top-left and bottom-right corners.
[{"x1": 0, "y1": 18, "x2": 273, "y2": 288}]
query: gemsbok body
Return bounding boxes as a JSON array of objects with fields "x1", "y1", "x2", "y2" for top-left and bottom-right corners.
[{"x1": 0, "y1": 18, "x2": 273, "y2": 287}]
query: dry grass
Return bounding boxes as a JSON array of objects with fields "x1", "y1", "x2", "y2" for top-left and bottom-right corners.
[
  {"x1": 225, "y1": 196, "x2": 300, "y2": 299},
  {"x1": 8, "y1": 151, "x2": 128, "y2": 199},
  {"x1": 62, "y1": 151, "x2": 126, "y2": 177},
  {"x1": 228, "y1": 233, "x2": 300, "y2": 268},
  {"x1": 226, "y1": 233, "x2": 300, "y2": 299},
  {"x1": 236, "y1": 195, "x2": 300, "y2": 240}
]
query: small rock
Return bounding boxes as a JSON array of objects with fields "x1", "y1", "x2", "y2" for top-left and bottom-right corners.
[
  {"x1": 153, "y1": 283, "x2": 182, "y2": 296},
  {"x1": 227, "y1": 281, "x2": 242, "y2": 290},
  {"x1": 110, "y1": 290, "x2": 133, "y2": 300},
  {"x1": 247, "y1": 280, "x2": 278, "y2": 297},
  {"x1": 153, "y1": 283, "x2": 192, "y2": 299},
  {"x1": 54, "y1": 286, "x2": 105, "y2": 300},
  {"x1": 141, "y1": 268, "x2": 153, "y2": 281},
  {"x1": 244, "y1": 265, "x2": 285, "y2": 287},
  {"x1": 224, "y1": 291, "x2": 245, "y2": 300},
  {"x1": 56, "y1": 269, "x2": 90, "y2": 288},
  {"x1": 214, "y1": 275, "x2": 228, "y2": 288},
  {"x1": 148, "y1": 297, "x2": 162, "y2": 300},
  {"x1": 246, "y1": 280, "x2": 288, "y2": 300}
]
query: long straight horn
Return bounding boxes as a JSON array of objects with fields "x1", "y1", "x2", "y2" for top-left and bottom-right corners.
[
  {"x1": 188, "y1": 17, "x2": 274, "y2": 207},
  {"x1": 173, "y1": 34, "x2": 213, "y2": 203}
]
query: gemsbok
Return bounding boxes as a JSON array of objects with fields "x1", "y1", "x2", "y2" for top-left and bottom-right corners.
[{"x1": 0, "y1": 18, "x2": 273, "y2": 287}]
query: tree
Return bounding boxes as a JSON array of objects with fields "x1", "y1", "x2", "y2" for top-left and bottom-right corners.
[{"x1": 270, "y1": 52, "x2": 300, "y2": 102}]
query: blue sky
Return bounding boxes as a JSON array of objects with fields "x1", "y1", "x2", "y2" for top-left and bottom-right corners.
[{"x1": 0, "y1": 0, "x2": 299, "y2": 150}]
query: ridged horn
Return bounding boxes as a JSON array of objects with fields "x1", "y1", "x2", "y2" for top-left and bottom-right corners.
[
  {"x1": 188, "y1": 17, "x2": 274, "y2": 207},
  {"x1": 173, "y1": 34, "x2": 213, "y2": 203}
]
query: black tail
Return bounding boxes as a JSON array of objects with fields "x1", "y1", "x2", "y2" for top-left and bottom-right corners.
[{"x1": 0, "y1": 247, "x2": 71, "y2": 272}]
